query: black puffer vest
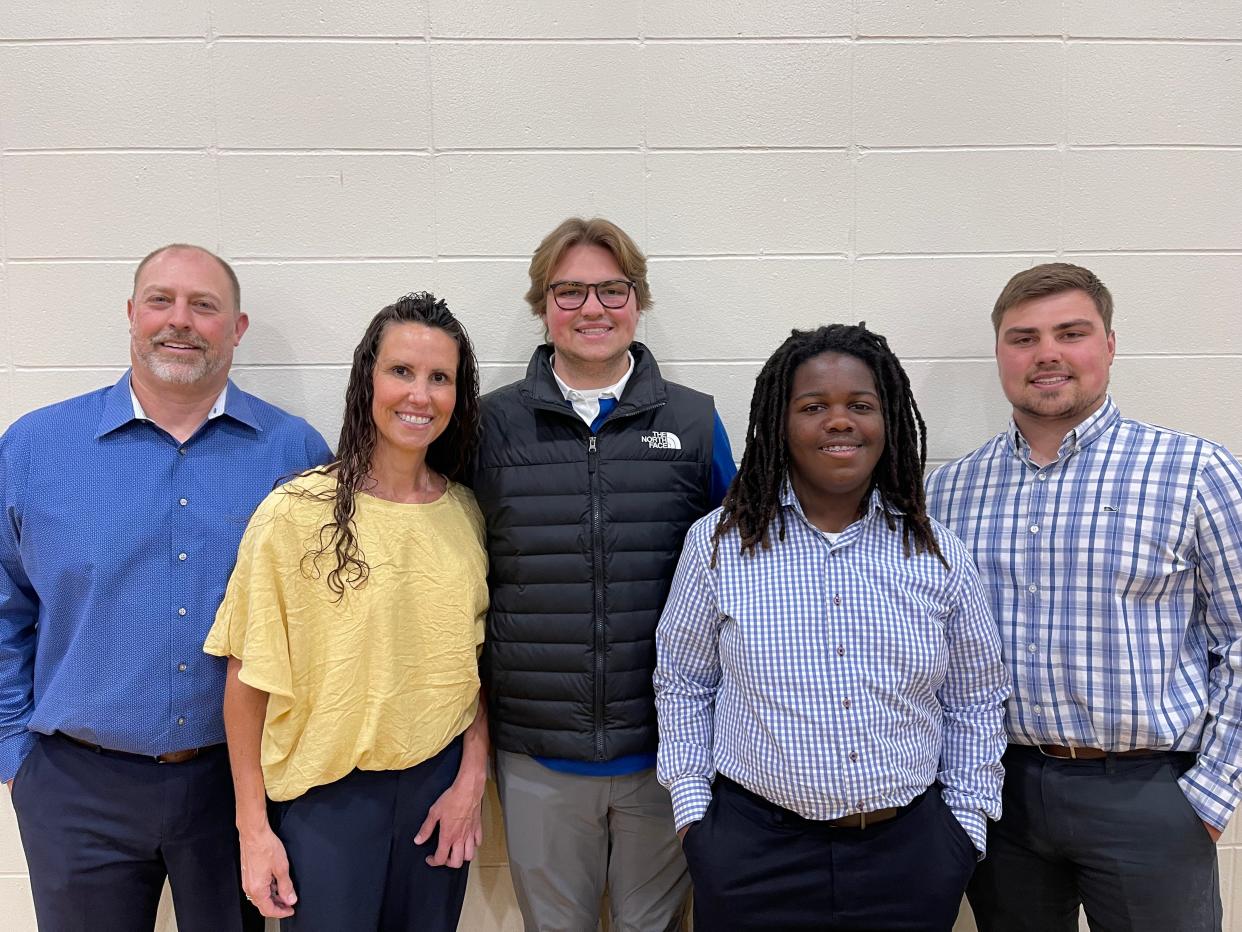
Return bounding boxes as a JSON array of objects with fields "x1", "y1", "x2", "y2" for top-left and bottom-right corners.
[{"x1": 472, "y1": 343, "x2": 715, "y2": 761}]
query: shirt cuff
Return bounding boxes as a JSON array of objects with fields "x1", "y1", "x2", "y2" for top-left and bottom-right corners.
[
  {"x1": 949, "y1": 804, "x2": 988, "y2": 860},
  {"x1": 1179, "y1": 763, "x2": 1240, "y2": 833},
  {"x1": 0, "y1": 730, "x2": 37, "y2": 784},
  {"x1": 668, "y1": 775, "x2": 713, "y2": 831}
]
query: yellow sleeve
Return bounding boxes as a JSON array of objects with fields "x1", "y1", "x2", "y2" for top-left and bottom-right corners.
[
  {"x1": 457, "y1": 485, "x2": 489, "y2": 653},
  {"x1": 203, "y1": 493, "x2": 297, "y2": 701}
]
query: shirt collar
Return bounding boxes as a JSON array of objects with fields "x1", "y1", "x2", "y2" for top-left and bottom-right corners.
[
  {"x1": 779, "y1": 482, "x2": 888, "y2": 533},
  {"x1": 1007, "y1": 394, "x2": 1120, "y2": 462},
  {"x1": 550, "y1": 351, "x2": 635, "y2": 404},
  {"x1": 96, "y1": 370, "x2": 259, "y2": 438}
]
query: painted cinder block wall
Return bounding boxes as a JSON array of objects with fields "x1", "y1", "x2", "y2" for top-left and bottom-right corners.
[{"x1": 1, "y1": 2, "x2": 1240, "y2": 928}]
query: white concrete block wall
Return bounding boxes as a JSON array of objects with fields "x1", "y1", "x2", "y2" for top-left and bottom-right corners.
[{"x1": 1, "y1": 3, "x2": 1241, "y2": 930}]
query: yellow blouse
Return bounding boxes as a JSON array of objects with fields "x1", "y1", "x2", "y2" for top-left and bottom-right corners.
[{"x1": 204, "y1": 471, "x2": 487, "y2": 802}]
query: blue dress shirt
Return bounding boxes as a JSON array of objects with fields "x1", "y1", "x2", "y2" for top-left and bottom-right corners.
[
  {"x1": 655, "y1": 485, "x2": 1009, "y2": 855},
  {"x1": 0, "y1": 371, "x2": 331, "y2": 781},
  {"x1": 926, "y1": 396, "x2": 1242, "y2": 832}
]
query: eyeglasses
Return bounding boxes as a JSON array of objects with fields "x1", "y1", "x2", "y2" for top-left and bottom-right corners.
[{"x1": 547, "y1": 280, "x2": 636, "y2": 311}]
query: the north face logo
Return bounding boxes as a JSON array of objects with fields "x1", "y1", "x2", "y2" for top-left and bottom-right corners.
[{"x1": 641, "y1": 431, "x2": 682, "y2": 450}]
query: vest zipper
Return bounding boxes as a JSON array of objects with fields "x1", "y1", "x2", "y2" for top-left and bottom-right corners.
[{"x1": 587, "y1": 433, "x2": 606, "y2": 760}]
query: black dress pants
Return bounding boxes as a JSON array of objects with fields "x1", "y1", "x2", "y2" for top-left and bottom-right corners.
[
  {"x1": 11, "y1": 733, "x2": 261, "y2": 932},
  {"x1": 683, "y1": 777, "x2": 976, "y2": 931},
  {"x1": 967, "y1": 745, "x2": 1221, "y2": 932}
]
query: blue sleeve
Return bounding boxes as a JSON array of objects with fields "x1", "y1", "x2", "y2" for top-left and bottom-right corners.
[
  {"x1": 307, "y1": 428, "x2": 333, "y2": 468},
  {"x1": 708, "y1": 410, "x2": 737, "y2": 509},
  {"x1": 0, "y1": 429, "x2": 39, "y2": 782}
]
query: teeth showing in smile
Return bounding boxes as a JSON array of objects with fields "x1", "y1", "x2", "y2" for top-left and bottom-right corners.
[
  {"x1": 396, "y1": 413, "x2": 432, "y2": 425},
  {"x1": 1032, "y1": 375, "x2": 1069, "y2": 385},
  {"x1": 578, "y1": 327, "x2": 611, "y2": 335},
  {"x1": 822, "y1": 444, "x2": 858, "y2": 453}
]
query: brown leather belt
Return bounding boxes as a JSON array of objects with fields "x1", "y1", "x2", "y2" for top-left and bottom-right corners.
[
  {"x1": 1036, "y1": 744, "x2": 1163, "y2": 760},
  {"x1": 58, "y1": 732, "x2": 217, "y2": 764},
  {"x1": 718, "y1": 776, "x2": 915, "y2": 829},
  {"x1": 823, "y1": 806, "x2": 900, "y2": 829}
]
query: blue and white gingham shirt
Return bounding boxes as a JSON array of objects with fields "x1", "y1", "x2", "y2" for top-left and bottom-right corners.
[
  {"x1": 926, "y1": 396, "x2": 1242, "y2": 831},
  {"x1": 654, "y1": 485, "x2": 1009, "y2": 854}
]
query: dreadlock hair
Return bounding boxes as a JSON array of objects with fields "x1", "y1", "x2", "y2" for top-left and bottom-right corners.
[
  {"x1": 711, "y1": 323, "x2": 947, "y2": 570},
  {"x1": 297, "y1": 292, "x2": 481, "y2": 598}
]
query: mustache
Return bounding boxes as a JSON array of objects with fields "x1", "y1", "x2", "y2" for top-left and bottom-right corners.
[{"x1": 150, "y1": 329, "x2": 208, "y2": 350}]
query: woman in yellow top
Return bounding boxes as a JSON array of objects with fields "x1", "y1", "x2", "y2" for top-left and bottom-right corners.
[{"x1": 204, "y1": 292, "x2": 489, "y2": 931}]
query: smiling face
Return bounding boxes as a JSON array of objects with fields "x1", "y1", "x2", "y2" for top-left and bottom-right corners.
[
  {"x1": 996, "y1": 288, "x2": 1115, "y2": 437},
  {"x1": 370, "y1": 322, "x2": 460, "y2": 469},
  {"x1": 127, "y1": 247, "x2": 248, "y2": 389},
  {"x1": 542, "y1": 242, "x2": 640, "y2": 388},
  {"x1": 785, "y1": 352, "x2": 886, "y2": 532}
]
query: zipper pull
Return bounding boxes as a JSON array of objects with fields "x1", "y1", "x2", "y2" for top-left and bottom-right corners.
[{"x1": 587, "y1": 435, "x2": 598, "y2": 472}]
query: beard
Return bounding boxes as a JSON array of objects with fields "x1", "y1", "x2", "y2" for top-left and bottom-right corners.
[{"x1": 131, "y1": 327, "x2": 226, "y2": 385}]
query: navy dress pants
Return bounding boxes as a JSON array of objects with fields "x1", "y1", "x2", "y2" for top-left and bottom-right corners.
[
  {"x1": 11, "y1": 733, "x2": 261, "y2": 932},
  {"x1": 272, "y1": 736, "x2": 470, "y2": 932},
  {"x1": 682, "y1": 777, "x2": 976, "y2": 931},
  {"x1": 967, "y1": 745, "x2": 1221, "y2": 932}
]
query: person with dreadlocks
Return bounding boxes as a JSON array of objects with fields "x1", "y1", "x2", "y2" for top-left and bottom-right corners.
[
  {"x1": 204, "y1": 293, "x2": 489, "y2": 931},
  {"x1": 654, "y1": 323, "x2": 1009, "y2": 931}
]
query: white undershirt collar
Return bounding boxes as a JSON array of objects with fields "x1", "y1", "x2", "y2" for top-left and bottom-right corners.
[{"x1": 550, "y1": 352, "x2": 635, "y2": 428}]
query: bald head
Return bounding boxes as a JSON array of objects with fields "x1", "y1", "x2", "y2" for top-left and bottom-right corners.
[{"x1": 133, "y1": 244, "x2": 240, "y2": 314}]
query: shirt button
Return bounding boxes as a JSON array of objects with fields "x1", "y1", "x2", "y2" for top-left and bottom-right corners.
[
  {"x1": 1027, "y1": 643, "x2": 1038, "y2": 653},
  {"x1": 1034, "y1": 705, "x2": 1043, "y2": 715},
  {"x1": 177, "y1": 663, "x2": 187, "y2": 672},
  {"x1": 179, "y1": 498, "x2": 188, "y2": 506},
  {"x1": 1038, "y1": 474, "x2": 1048, "y2": 482},
  {"x1": 178, "y1": 607, "x2": 187, "y2": 616},
  {"x1": 842, "y1": 698, "x2": 851, "y2": 709},
  {"x1": 178, "y1": 447, "x2": 187, "y2": 456},
  {"x1": 849, "y1": 751, "x2": 859, "y2": 762},
  {"x1": 836, "y1": 645, "x2": 846, "y2": 656},
  {"x1": 1028, "y1": 584, "x2": 1038, "y2": 593},
  {"x1": 176, "y1": 716, "x2": 186, "y2": 726},
  {"x1": 1029, "y1": 524, "x2": 1039, "y2": 534},
  {"x1": 178, "y1": 552, "x2": 187, "y2": 561},
  {"x1": 833, "y1": 594, "x2": 842, "y2": 606}
]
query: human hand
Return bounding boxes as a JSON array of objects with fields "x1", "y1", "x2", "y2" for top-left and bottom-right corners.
[
  {"x1": 239, "y1": 825, "x2": 297, "y2": 918},
  {"x1": 415, "y1": 779, "x2": 484, "y2": 868},
  {"x1": 5, "y1": 779, "x2": 12, "y2": 793},
  {"x1": 1204, "y1": 820, "x2": 1223, "y2": 843},
  {"x1": 677, "y1": 822, "x2": 698, "y2": 843}
]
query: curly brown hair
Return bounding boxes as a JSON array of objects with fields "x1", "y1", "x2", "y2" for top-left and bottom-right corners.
[{"x1": 298, "y1": 292, "x2": 481, "y2": 597}]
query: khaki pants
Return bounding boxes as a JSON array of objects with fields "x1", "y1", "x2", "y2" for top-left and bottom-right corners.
[{"x1": 495, "y1": 750, "x2": 690, "y2": 932}]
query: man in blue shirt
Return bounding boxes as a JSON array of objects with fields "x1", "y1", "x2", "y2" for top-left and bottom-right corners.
[
  {"x1": 927, "y1": 263, "x2": 1239, "y2": 931},
  {"x1": 0, "y1": 244, "x2": 331, "y2": 931}
]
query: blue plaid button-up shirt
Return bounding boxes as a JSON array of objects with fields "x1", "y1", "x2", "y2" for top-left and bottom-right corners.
[
  {"x1": 0, "y1": 372, "x2": 331, "y2": 781},
  {"x1": 926, "y1": 396, "x2": 1242, "y2": 831},
  {"x1": 654, "y1": 486, "x2": 1008, "y2": 854}
]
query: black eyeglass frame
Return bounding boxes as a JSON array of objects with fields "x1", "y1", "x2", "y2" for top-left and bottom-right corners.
[{"x1": 546, "y1": 279, "x2": 637, "y2": 311}]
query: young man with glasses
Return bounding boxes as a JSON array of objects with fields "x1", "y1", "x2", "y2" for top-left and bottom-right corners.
[{"x1": 471, "y1": 217, "x2": 735, "y2": 931}]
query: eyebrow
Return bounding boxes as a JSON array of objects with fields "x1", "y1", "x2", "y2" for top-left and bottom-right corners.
[
  {"x1": 1003, "y1": 318, "x2": 1097, "y2": 337},
  {"x1": 791, "y1": 388, "x2": 880, "y2": 402},
  {"x1": 140, "y1": 284, "x2": 223, "y2": 303}
]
